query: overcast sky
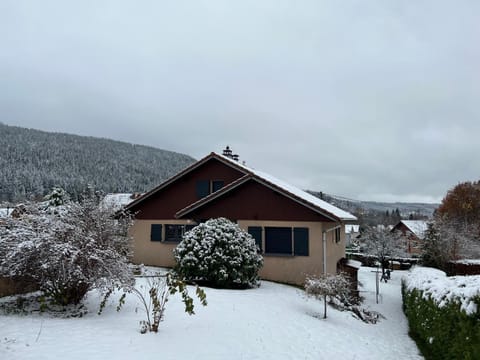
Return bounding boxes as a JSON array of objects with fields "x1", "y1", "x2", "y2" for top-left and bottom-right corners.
[{"x1": 1, "y1": 1, "x2": 479, "y2": 203}]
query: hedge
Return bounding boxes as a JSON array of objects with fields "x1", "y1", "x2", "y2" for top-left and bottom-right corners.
[{"x1": 402, "y1": 274, "x2": 480, "y2": 359}]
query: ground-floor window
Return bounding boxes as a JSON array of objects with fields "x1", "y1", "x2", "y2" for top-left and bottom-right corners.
[
  {"x1": 248, "y1": 226, "x2": 309, "y2": 256},
  {"x1": 150, "y1": 223, "x2": 196, "y2": 243}
]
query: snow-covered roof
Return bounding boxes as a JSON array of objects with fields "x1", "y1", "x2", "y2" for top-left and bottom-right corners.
[
  {"x1": 453, "y1": 259, "x2": 480, "y2": 265},
  {"x1": 400, "y1": 220, "x2": 428, "y2": 239},
  {"x1": 102, "y1": 193, "x2": 137, "y2": 210},
  {"x1": 216, "y1": 154, "x2": 357, "y2": 222},
  {"x1": 0, "y1": 208, "x2": 13, "y2": 217},
  {"x1": 128, "y1": 151, "x2": 357, "y2": 222},
  {"x1": 345, "y1": 224, "x2": 360, "y2": 233},
  {"x1": 346, "y1": 259, "x2": 362, "y2": 269}
]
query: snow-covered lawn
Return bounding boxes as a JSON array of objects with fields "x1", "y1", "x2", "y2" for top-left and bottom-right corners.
[{"x1": 0, "y1": 267, "x2": 422, "y2": 359}]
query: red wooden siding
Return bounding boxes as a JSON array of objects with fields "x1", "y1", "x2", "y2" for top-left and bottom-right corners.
[
  {"x1": 177, "y1": 179, "x2": 334, "y2": 222},
  {"x1": 130, "y1": 158, "x2": 245, "y2": 219}
]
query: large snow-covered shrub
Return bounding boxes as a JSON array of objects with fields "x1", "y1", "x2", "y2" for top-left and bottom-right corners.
[
  {"x1": 173, "y1": 218, "x2": 263, "y2": 288},
  {"x1": 0, "y1": 192, "x2": 134, "y2": 306}
]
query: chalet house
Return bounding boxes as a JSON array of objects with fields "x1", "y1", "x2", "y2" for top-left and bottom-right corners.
[
  {"x1": 125, "y1": 149, "x2": 357, "y2": 285},
  {"x1": 391, "y1": 220, "x2": 428, "y2": 255}
]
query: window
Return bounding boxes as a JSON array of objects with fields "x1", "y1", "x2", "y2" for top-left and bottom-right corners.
[
  {"x1": 334, "y1": 227, "x2": 341, "y2": 243},
  {"x1": 196, "y1": 179, "x2": 224, "y2": 199},
  {"x1": 212, "y1": 180, "x2": 224, "y2": 192},
  {"x1": 293, "y1": 228, "x2": 309, "y2": 256},
  {"x1": 165, "y1": 225, "x2": 183, "y2": 242},
  {"x1": 165, "y1": 224, "x2": 197, "y2": 242},
  {"x1": 196, "y1": 180, "x2": 210, "y2": 199},
  {"x1": 248, "y1": 226, "x2": 262, "y2": 252},
  {"x1": 265, "y1": 227, "x2": 292, "y2": 255},
  {"x1": 150, "y1": 224, "x2": 162, "y2": 242},
  {"x1": 254, "y1": 226, "x2": 309, "y2": 256}
]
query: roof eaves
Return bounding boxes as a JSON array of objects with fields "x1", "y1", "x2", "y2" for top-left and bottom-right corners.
[{"x1": 250, "y1": 176, "x2": 342, "y2": 222}]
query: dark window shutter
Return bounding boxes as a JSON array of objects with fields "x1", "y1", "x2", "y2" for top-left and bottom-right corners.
[
  {"x1": 196, "y1": 180, "x2": 210, "y2": 198},
  {"x1": 265, "y1": 227, "x2": 292, "y2": 254},
  {"x1": 248, "y1": 226, "x2": 262, "y2": 252},
  {"x1": 212, "y1": 180, "x2": 224, "y2": 192},
  {"x1": 150, "y1": 224, "x2": 162, "y2": 242},
  {"x1": 294, "y1": 227, "x2": 309, "y2": 256}
]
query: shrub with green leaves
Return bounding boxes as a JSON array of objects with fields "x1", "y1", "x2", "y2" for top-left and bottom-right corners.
[
  {"x1": 402, "y1": 268, "x2": 480, "y2": 359},
  {"x1": 173, "y1": 218, "x2": 263, "y2": 288}
]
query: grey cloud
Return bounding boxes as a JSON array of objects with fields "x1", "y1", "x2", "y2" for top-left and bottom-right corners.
[{"x1": 1, "y1": 0, "x2": 479, "y2": 203}]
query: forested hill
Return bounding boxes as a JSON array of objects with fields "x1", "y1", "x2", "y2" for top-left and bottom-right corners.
[{"x1": 0, "y1": 123, "x2": 196, "y2": 202}]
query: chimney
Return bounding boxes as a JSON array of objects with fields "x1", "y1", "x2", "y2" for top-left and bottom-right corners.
[{"x1": 222, "y1": 146, "x2": 232, "y2": 158}]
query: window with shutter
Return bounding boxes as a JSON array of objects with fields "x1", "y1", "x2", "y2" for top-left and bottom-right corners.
[
  {"x1": 196, "y1": 180, "x2": 210, "y2": 199},
  {"x1": 248, "y1": 226, "x2": 263, "y2": 252},
  {"x1": 150, "y1": 224, "x2": 162, "y2": 242},
  {"x1": 293, "y1": 227, "x2": 309, "y2": 256},
  {"x1": 265, "y1": 227, "x2": 292, "y2": 255}
]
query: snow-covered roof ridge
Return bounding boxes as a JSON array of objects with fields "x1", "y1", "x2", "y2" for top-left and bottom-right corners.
[
  {"x1": 216, "y1": 153, "x2": 357, "y2": 222},
  {"x1": 401, "y1": 220, "x2": 428, "y2": 238}
]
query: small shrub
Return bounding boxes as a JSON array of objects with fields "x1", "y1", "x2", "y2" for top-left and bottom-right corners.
[
  {"x1": 100, "y1": 271, "x2": 207, "y2": 334},
  {"x1": 305, "y1": 272, "x2": 353, "y2": 319},
  {"x1": 174, "y1": 218, "x2": 263, "y2": 288}
]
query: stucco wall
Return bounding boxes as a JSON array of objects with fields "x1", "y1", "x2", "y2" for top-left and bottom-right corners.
[{"x1": 130, "y1": 219, "x2": 346, "y2": 285}]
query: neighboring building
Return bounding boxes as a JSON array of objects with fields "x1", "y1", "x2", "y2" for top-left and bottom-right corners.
[
  {"x1": 391, "y1": 220, "x2": 428, "y2": 255},
  {"x1": 102, "y1": 193, "x2": 141, "y2": 211},
  {"x1": 345, "y1": 224, "x2": 360, "y2": 247},
  {"x1": 125, "y1": 150, "x2": 357, "y2": 285}
]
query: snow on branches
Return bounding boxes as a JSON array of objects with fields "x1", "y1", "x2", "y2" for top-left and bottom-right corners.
[
  {"x1": 173, "y1": 218, "x2": 263, "y2": 288},
  {"x1": 304, "y1": 273, "x2": 352, "y2": 319},
  {"x1": 0, "y1": 190, "x2": 134, "y2": 306}
]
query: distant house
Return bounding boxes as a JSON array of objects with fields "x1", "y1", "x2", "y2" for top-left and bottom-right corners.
[
  {"x1": 125, "y1": 149, "x2": 357, "y2": 285},
  {"x1": 391, "y1": 220, "x2": 428, "y2": 255},
  {"x1": 345, "y1": 224, "x2": 360, "y2": 247},
  {"x1": 102, "y1": 193, "x2": 141, "y2": 211}
]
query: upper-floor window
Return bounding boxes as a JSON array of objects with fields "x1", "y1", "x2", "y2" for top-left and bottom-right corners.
[{"x1": 196, "y1": 179, "x2": 224, "y2": 199}]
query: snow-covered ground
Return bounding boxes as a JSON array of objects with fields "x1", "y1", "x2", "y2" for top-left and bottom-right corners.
[{"x1": 0, "y1": 267, "x2": 422, "y2": 359}]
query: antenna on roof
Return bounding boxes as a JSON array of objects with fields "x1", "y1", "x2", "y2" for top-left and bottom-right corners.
[{"x1": 222, "y1": 146, "x2": 240, "y2": 161}]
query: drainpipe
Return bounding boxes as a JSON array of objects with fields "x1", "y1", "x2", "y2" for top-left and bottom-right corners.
[{"x1": 322, "y1": 224, "x2": 342, "y2": 275}]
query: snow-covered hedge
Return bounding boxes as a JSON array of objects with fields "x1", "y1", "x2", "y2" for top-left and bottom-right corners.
[
  {"x1": 402, "y1": 267, "x2": 480, "y2": 359},
  {"x1": 173, "y1": 218, "x2": 263, "y2": 288}
]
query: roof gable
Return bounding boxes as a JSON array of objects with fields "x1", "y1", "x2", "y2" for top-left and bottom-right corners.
[
  {"x1": 400, "y1": 220, "x2": 428, "y2": 239},
  {"x1": 126, "y1": 151, "x2": 357, "y2": 223},
  {"x1": 125, "y1": 152, "x2": 247, "y2": 212}
]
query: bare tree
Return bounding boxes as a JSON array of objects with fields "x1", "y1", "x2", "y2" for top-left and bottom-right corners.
[
  {"x1": 422, "y1": 217, "x2": 480, "y2": 270},
  {"x1": 361, "y1": 226, "x2": 406, "y2": 275}
]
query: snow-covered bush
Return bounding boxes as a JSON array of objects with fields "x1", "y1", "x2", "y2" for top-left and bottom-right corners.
[
  {"x1": 304, "y1": 273, "x2": 352, "y2": 319},
  {"x1": 173, "y1": 218, "x2": 263, "y2": 288},
  {"x1": 0, "y1": 194, "x2": 134, "y2": 306},
  {"x1": 44, "y1": 187, "x2": 69, "y2": 207},
  {"x1": 402, "y1": 267, "x2": 480, "y2": 359}
]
